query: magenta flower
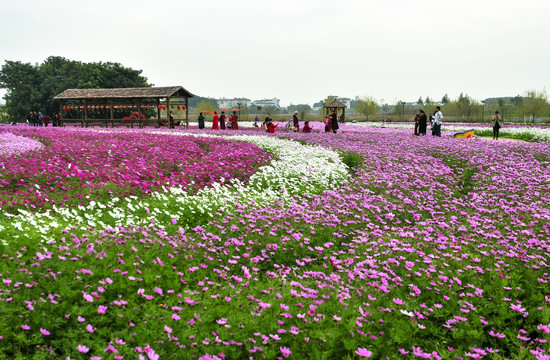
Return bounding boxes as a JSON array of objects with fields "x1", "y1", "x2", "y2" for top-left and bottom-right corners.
[
  {"x1": 77, "y1": 345, "x2": 90, "y2": 353},
  {"x1": 510, "y1": 304, "x2": 526, "y2": 313},
  {"x1": 98, "y1": 305, "x2": 107, "y2": 314},
  {"x1": 355, "y1": 347, "x2": 372, "y2": 357},
  {"x1": 39, "y1": 328, "x2": 50, "y2": 335},
  {"x1": 280, "y1": 346, "x2": 292, "y2": 358}
]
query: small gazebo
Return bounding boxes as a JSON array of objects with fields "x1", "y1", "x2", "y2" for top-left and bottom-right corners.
[
  {"x1": 54, "y1": 86, "x2": 194, "y2": 128},
  {"x1": 324, "y1": 100, "x2": 347, "y2": 122}
]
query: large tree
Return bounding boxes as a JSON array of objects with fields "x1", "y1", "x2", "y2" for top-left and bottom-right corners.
[
  {"x1": 0, "y1": 56, "x2": 150, "y2": 120},
  {"x1": 355, "y1": 97, "x2": 379, "y2": 121},
  {"x1": 520, "y1": 89, "x2": 548, "y2": 120}
]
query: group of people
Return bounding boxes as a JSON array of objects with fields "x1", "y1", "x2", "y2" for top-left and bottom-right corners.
[
  {"x1": 26, "y1": 111, "x2": 61, "y2": 127},
  {"x1": 324, "y1": 110, "x2": 340, "y2": 133},
  {"x1": 191, "y1": 109, "x2": 346, "y2": 134},
  {"x1": 208, "y1": 111, "x2": 239, "y2": 130},
  {"x1": 413, "y1": 106, "x2": 443, "y2": 136},
  {"x1": 412, "y1": 106, "x2": 503, "y2": 140}
]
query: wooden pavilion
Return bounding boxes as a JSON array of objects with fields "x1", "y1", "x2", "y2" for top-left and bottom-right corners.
[
  {"x1": 53, "y1": 86, "x2": 194, "y2": 129},
  {"x1": 324, "y1": 100, "x2": 347, "y2": 122}
]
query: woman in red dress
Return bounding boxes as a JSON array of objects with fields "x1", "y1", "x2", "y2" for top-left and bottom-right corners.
[
  {"x1": 229, "y1": 111, "x2": 239, "y2": 130},
  {"x1": 212, "y1": 111, "x2": 219, "y2": 130}
]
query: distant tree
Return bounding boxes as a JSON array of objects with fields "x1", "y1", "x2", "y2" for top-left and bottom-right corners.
[
  {"x1": 194, "y1": 99, "x2": 217, "y2": 114},
  {"x1": 0, "y1": 61, "x2": 38, "y2": 120},
  {"x1": 417, "y1": 96, "x2": 424, "y2": 105},
  {"x1": 441, "y1": 94, "x2": 450, "y2": 104},
  {"x1": 262, "y1": 106, "x2": 278, "y2": 116},
  {"x1": 355, "y1": 97, "x2": 379, "y2": 121},
  {"x1": 425, "y1": 96, "x2": 432, "y2": 104},
  {"x1": 497, "y1": 98, "x2": 505, "y2": 110},
  {"x1": 511, "y1": 95, "x2": 523, "y2": 107},
  {"x1": 0, "y1": 56, "x2": 150, "y2": 120},
  {"x1": 520, "y1": 89, "x2": 548, "y2": 120},
  {"x1": 452, "y1": 93, "x2": 482, "y2": 121}
]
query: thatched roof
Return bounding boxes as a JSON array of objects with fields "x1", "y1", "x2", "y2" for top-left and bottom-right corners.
[
  {"x1": 54, "y1": 86, "x2": 194, "y2": 100},
  {"x1": 324, "y1": 100, "x2": 347, "y2": 108}
]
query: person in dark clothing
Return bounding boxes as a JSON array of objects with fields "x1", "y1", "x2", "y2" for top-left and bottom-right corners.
[
  {"x1": 413, "y1": 112, "x2": 421, "y2": 135},
  {"x1": 293, "y1": 111, "x2": 299, "y2": 132},
  {"x1": 198, "y1": 112, "x2": 206, "y2": 129},
  {"x1": 219, "y1": 112, "x2": 226, "y2": 130},
  {"x1": 418, "y1": 110, "x2": 428, "y2": 135},
  {"x1": 169, "y1": 111, "x2": 175, "y2": 129},
  {"x1": 492, "y1": 111, "x2": 502, "y2": 140},
  {"x1": 27, "y1": 112, "x2": 33, "y2": 126},
  {"x1": 53, "y1": 113, "x2": 60, "y2": 127},
  {"x1": 331, "y1": 110, "x2": 339, "y2": 133}
]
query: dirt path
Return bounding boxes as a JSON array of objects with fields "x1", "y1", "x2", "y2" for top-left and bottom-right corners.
[{"x1": 477, "y1": 136, "x2": 526, "y2": 142}]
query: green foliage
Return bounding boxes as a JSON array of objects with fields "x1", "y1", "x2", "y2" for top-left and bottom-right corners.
[
  {"x1": 520, "y1": 89, "x2": 548, "y2": 118},
  {"x1": 0, "y1": 56, "x2": 151, "y2": 120},
  {"x1": 354, "y1": 97, "x2": 379, "y2": 121}
]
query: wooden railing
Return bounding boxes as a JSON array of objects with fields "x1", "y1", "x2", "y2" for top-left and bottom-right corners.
[{"x1": 59, "y1": 118, "x2": 188, "y2": 129}]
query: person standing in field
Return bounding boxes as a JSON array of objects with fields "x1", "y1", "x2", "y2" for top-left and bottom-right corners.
[
  {"x1": 331, "y1": 109, "x2": 339, "y2": 133},
  {"x1": 433, "y1": 106, "x2": 443, "y2": 137},
  {"x1": 169, "y1": 111, "x2": 175, "y2": 129},
  {"x1": 418, "y1": 110, "x2": 428, "y2": 135},
  {"x1": 212, "y1": 111, "x2": 219, "y2": 130},
  {"x1": 413, "y1": 112, "x2": 421, "y2": 136},
  {"x1": 229, "y1": 111, "x2": 239, "y2": 130},
  {"x1": 198, "y1": 112, "x2": 205, "y2": 129},
  {"x1": 293, "y1": 111, "x2": 299, "y2": 132},
  {"x1": 324, "y1": 115, "x2": 331, "y2": 133},
  {"x1": 492, "y1": 111, "x2": 502, "y2": 140},
  {"x1": 219, "y1": 111, "x2": 226, "y2": 130},
  {"x1": 52, "y1": 113, "x2": 60, "y2": 127}
]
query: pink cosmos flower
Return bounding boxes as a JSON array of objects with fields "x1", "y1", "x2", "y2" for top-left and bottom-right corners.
[
  {"x1": 98, "y1": 305, "x2": 108, "y2": 314},
  {"x1": 77, "y1": 345, "x2": 90, "y2": 353},
  {"x1": 393, "y1": 298, "x2": 404, "y2": 305},
  {"x1": 280, "y1": 347, "x2": 292, "y2": 358},
  {"x1": 510, "y1": 304, "x2": 526, "y2": 313},
  {"x1": 355, "y1": 347, "x2": 372, "y2": 357},
  {"x1": 21, "y1": 325, "x2": 30, "y2": 330},
  {"x1": 40, "y1": 328, "x2": 50, "y2": 335},
  {"x1": 489, "y1": 330, "x2": 505, "y2": 338}
]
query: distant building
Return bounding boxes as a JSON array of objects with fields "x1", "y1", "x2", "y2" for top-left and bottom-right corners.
[
  {"x1": 217, "y1": 98, "x2": 252, "y2": 109},
  {"x1": 251, "y1": 98, "x2": 281, "y2": 109}
]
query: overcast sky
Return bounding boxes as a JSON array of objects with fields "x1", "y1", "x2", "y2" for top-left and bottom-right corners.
[{"x1": 1, "y1": 0, "x2": 549, "y2": 106}]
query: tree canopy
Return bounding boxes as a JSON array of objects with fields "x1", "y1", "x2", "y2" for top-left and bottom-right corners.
[
  {"x1": 0, "y1": 56, "x2": 151, "y2": 120},
  {"x1": 355, "y1": 97, "x2": 379, "y2": 121}
]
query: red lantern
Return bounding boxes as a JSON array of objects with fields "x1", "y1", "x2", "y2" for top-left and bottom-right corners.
[
  {"x1": 182, "y1": 106, "x2": 186, "y2": 110},
  {"x1": 158, "y1": 105, "x2": 162, "y2": 109},
  {"x1": 162, "y1": 105, "x2": 166, "y2": 110},
  {"x1": 177, "y1": 106, "x2": 181, "y2": 110},
  {"x1": 62, "y1": 106, "x2": 66, "y2": 110}
]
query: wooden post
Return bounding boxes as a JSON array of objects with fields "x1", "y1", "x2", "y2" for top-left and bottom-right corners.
[
  {"x1": 109, "y1": 100, "x2": 114, "y2": 128},
  {"x1": 84, "y1": 100, "x2": 88, "y2": 127},
  {"x1": 185, "y1": 97, "x2": 189, "y2": 129},
  {"x1": 137, "y1": 99, "x2": 141, "y2": 128},
  {"x1": 167, "y1": 97, "x2": 172, "y2": 129},
  {"x1": 157, "y1": 99, "x2": 161, "y2": 128},
  {"x1": 59, "y1": 102, "x2": 63, "y2": 126}
]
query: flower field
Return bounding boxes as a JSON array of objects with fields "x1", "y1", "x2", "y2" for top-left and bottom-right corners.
[{"x1": 1, "y1": 125, "x2": 550, "y2": 360}]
